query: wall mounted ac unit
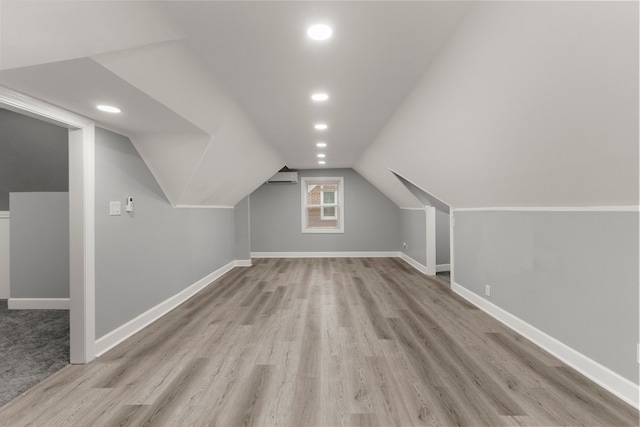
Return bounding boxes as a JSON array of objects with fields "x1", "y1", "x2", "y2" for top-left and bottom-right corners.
[{"x1": 267, "y1": 171, "x2": 298, "y2": 183}]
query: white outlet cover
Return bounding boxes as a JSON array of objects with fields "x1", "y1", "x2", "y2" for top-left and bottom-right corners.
[
  {"x1": 485, "y1": 285, "x2": 491, "y2": 297},
  {"x1": 110, "y1": 201, "x2": 121, "y2": 216}
]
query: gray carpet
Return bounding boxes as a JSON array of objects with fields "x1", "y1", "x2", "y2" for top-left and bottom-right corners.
[{"x1": 0, "y1": 300, "x2": 69, "y2": 407}]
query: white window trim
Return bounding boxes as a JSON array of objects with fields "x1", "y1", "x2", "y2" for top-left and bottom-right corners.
[
  {"x1": 321, "y1": 206, "x2": 338, "y2": 220},
  {"x1": 301, "y1": 176, "x2": 344, "y2": 233},
  {"x1": 320, "y1": 190, "x2": 338, "y2": 220}
]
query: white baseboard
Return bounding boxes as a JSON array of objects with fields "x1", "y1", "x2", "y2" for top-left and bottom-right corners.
[
  {"x1": 436, "y1": 263, "x2": 451, "y2": 273},
  {"x1": 94, "y1": 260, "x2": 239, "y2": 357},
  {"x1": 451, "y1": 281, "x2": 640, "y2": 409},
  {"x1": 8, "y1": 298, "x2": 70, "y2": 310},
  {"x1": 251, "y1": 251, "x2": 401, "y2": 258},
  {"x1": 399, "y1": 252, "x2": 429, "y2": 275},
  {"x1": 234, "y1": 259, "x2": 252, "y2": 267}
]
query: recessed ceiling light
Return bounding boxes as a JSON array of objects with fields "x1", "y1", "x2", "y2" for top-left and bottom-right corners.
[
  {"x1": 314, "y1": 123, "x2": 328, "y2": 130},
  {"x1": 96, "y1": 104, "x2": 121, "y2": 113},
  {"x1": 307, "y1": 24, "x2": 332, "y2": 41},
  {"x1": 316, "y1": 142, "x2": 327, "y2": 148},
  {"x1": 311, "y1": 93, "x2": 329, "y2": 102},
  {"x1": 318, "y1": 160, "x2": 326, "y2": 165},
  {"x1": 317, "y1": 153, "x2": 326, "y2": 158}
]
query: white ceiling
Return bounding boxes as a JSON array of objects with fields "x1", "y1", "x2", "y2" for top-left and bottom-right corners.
[
  {"x1": 3, "y1": 1, "x2": 633, "y2": 209},
  {"x1": 0, "y1": 0, "x2": 474, "y2": 206},
  {"x1": 164, "y1": 1, "x2": 471, "y2": 168},
  {"x1": 0, "y1": 1, "x2": 471, "y2": 204}
]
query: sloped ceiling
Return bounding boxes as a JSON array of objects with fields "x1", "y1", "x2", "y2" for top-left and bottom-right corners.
[
  {"x1": 356, "y1": 2, "x2": 639, "y2": 209},
  {"x1": 0, "y1": 0, "x2": 471, "y2": 207},
  {"x1": 1, "y1": 1, "x2": 637, "y2": 209},
  {"x1": 0, "y1": 1, "x2": 289, "y2": 207}
]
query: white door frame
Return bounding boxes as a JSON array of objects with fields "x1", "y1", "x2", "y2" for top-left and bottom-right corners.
[
  {"x1": 0, "y1": 85, "x2": 96, "y2": 364},
  {"x1": 449, "y1": 209, "x2": 455, "y2": 285},
  {"x1": 425, "y1": 206, "x2": 436, "y2": 276}
]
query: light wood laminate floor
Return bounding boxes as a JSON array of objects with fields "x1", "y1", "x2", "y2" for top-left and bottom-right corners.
[{"x1": 0, "y1": 258, "x2": 637, "y2": 426}]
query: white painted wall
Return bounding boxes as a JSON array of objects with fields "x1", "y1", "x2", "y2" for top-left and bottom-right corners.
[
  {"x1": 0, "y1": 213, "x2": 9, "y2": 299},
  {"x1": 355, "y1": 2, "x2": 638, "y2": 208}
]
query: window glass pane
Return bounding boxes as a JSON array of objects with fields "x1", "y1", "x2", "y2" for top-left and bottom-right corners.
[
  {"x1": 307, "y1": 206, "x2": 322, "y2": 226},
  {"x1": 307, "y1": 207, "x2": 338, "y2": 228},
  {"x1": 306, "y1": 184, "x2": 320, "y2": 205},
  {"x1": 322, "y1": 206, "x2": 336, "y2": 218},
  {"x1": 322, "y1": 190, "x2": 335, "y2": 204}
]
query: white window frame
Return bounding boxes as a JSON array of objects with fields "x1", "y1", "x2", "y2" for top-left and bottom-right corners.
[
  {"x1": 320, "y1": 189, "x2": 337, "y2": 220},
  {"x1": 301, "y1": 176, "x2": 344, "y2": 233}
]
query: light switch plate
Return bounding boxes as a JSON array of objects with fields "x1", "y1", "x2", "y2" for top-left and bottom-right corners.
[{"x1": 110, "y1": 201, "x2": 121, "y2": 216}]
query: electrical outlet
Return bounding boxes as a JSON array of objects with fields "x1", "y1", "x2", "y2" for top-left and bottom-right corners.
[
  {"x1": 485, "y1": 284, "x2": 491, "y2": 297},
  {"x1": 637, "y1": 343, "x2": 639, "y2": 364},
  {"x1": 402, "y1": 242, "x2": 408, "y2": 250}
]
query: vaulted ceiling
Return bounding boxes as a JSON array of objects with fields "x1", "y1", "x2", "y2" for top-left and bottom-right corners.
[
  {"x1": 0, "y1": 1, "x2": 470, "y2": 207},
  {"x1": 1, "y1": 1, "x2": 637, "y2": 208}
]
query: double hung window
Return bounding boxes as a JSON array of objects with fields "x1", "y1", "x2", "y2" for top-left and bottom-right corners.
[{"x1": 301, "y1": 177, "x2": 344, "y2": 233}]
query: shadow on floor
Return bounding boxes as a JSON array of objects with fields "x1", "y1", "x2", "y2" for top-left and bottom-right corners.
[
  {"x1": 0, "y1": 299, "x2": 69, "y2": 407},
  {"x1": 436, "y1": 271, "x2": 451, "y2": 283}
]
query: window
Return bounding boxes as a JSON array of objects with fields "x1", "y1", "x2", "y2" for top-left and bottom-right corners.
[
  {"x1": 301, "y1": 177, "x2": 344, "y2": 233},
  {"x1": 320, "y1": 189, "x2": 337, "y2": 220}
]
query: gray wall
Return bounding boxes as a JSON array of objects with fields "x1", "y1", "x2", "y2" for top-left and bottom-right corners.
[
  {"x1": 454, "y1": 210, "x2": 639, "y2": 384},
  {"x1": 250, "y1": 168, "x2": 400, "y2": 253},
  {"x1": 400, "y1": 208, "x2": 426, "y2": 266},
  {"x1": 95, "y1": 128, "x2": 235, "y2": 338},
  {"x1": 436, "y1": 210, "x2": 450, "y2": 266},
  {"x1": 0, "y1": 109, "x2": 68, "y2": 210},
  {"x1": 10, "y1": 192, "x2": 69, "y2": 298},
  {"x1": 234, "y1": 196, "x2": 250, "y2": 260}
]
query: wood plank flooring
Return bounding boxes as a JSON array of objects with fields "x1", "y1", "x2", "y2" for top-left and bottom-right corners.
[{"x1": 0, "y1": 258, "x2": 637, "y2": 426}]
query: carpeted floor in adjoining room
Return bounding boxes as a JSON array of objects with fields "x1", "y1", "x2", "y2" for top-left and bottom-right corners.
[
  {"x1": 436, "y1": 270, "x2": 451, "y2": 283},
  {"x1": 0, "y1": 300, "x2": 69, "y2": 407}
]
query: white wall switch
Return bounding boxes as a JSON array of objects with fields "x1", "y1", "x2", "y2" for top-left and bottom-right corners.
[{"x1": 110, "y1": 201, "x2": 121, "y2": 216}]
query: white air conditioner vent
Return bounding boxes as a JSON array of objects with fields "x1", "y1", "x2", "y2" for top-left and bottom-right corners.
[{"x1": 267, "y1": 171, "x2": 298, "y2": 183}]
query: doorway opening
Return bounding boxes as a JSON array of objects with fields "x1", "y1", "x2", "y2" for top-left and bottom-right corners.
[
  {"x1": 0, "y1": 108, "x2": 71, "y2": 405},
  {"x1": 0, "y1": 86, "x2": 96, "y2": 366},
  {"x1": 392, "y1": 170, "x2": 452, "y2": 283}
]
